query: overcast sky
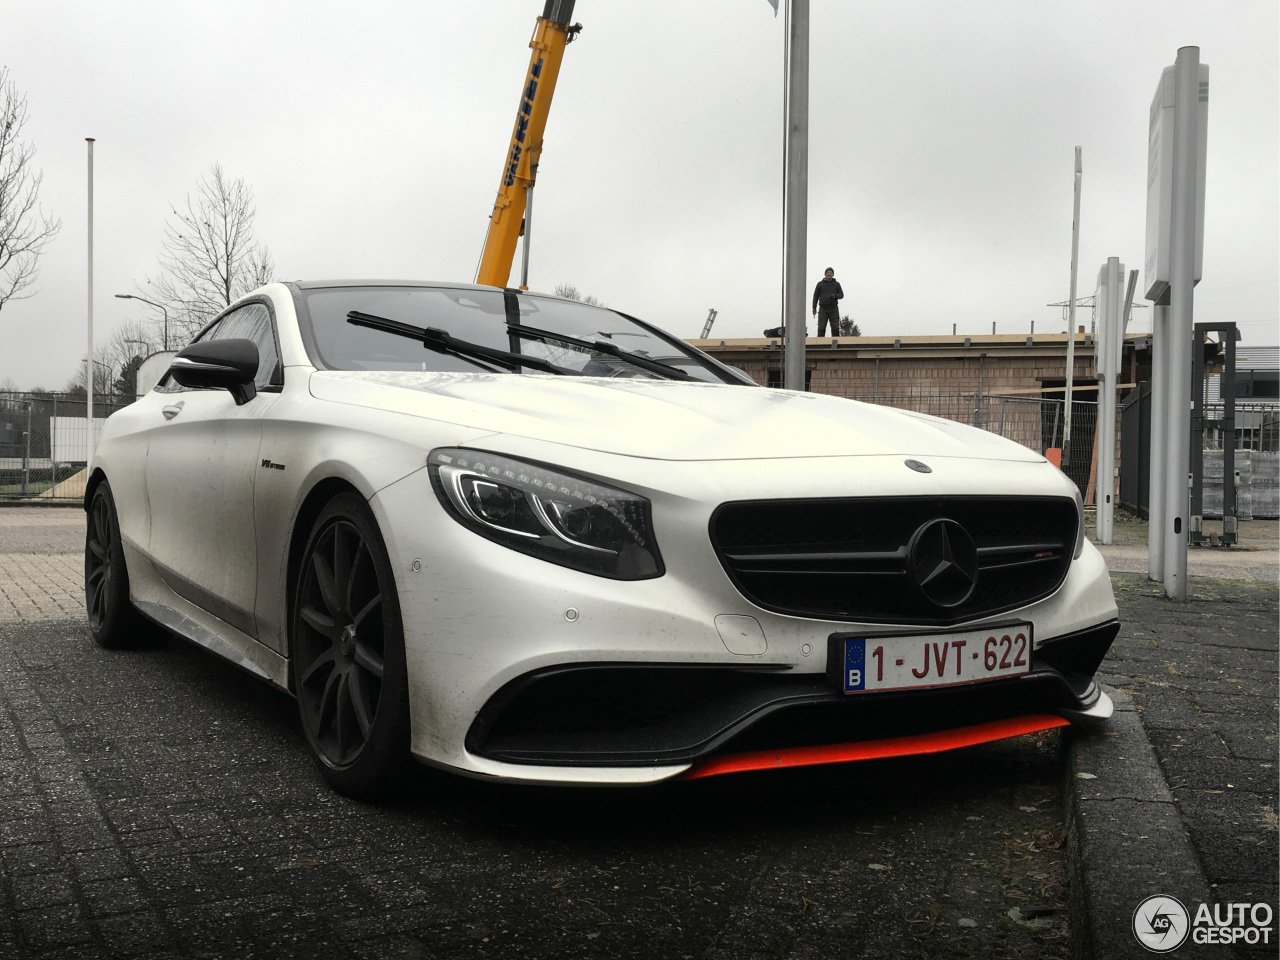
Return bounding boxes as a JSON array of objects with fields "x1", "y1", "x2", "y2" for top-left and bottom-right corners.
[{"x1": 1, "y1": 0, "x2": 1276, "y2": 390}]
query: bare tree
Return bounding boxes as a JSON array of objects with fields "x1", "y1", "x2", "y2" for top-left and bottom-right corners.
[
  {"x1": 63, "y1": 319, "x2": 157, "y2": 399},
  {"x1": 554, "y1": 282, "x2": 605, "y2": 307},
  {"x1": 142, "y1": 163, "x2": 274, "y2": 342},
  {"x1": 63, "y1": 346, "x2": 118, "y2": 398},
  {"x1": 0, "y1": 67, "x2": 61, "y2": 313}
]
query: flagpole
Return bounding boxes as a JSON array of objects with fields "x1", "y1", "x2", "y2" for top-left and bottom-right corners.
[
  {"x1": 86, "y1": 138, "x2": 95, "y2": 469},
  {"x1": 1062, "y1": 147, "x2": 1082, "y2": 468},
  {"x1": 782, "y1": 0, "x2": 809, "y2": 391}
]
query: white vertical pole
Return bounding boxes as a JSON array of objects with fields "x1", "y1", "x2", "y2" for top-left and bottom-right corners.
[
  {"x1": 1162, "y1": 47, "x2": 1200, "y2": 601},
  {"x1": 86, "y1": 138, "x2": 95, "y2": 470},
  {"x1": 1062, "y1": 147, "x2": 1082, "y2": 468},
  {"x1": 782, "y1": 0, "x2": 809, "y2": 391},
  {"x1": 1096, "y1": 257, "x2": 1122, "y2": 545},
  {"x1": 1148, "y1": 303, "x2": 1168, "y2": 580}
]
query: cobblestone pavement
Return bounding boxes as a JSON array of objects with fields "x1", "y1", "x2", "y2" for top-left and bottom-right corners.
[
  {"x1": 0, "y1": 509, "x2": 85, "y2": 622},
  {"x1": 0, "y1": 507, "x2": 1079, "y2": 959},
  {"x1": 2, "y1": 506, "x2": 1275, "y2": 958},
  {"x1": 1101, "y1": 575, "x2": 1279, "y2": 957},
  {"x1": 0, "y1": 621, "x2": 1077, "y2": 960}
]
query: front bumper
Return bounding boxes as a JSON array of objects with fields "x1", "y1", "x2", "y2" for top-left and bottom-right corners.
[
  {"x1": 465, "y1": 619, "x2": 1119, "y2": 768},
  {"x1": 371, "y1": 454, "x2": 1120, "y2": 785}
]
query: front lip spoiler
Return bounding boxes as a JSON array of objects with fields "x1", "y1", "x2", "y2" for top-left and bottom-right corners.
[
  {"x1": 680, "y1": 713, "x2": 1071, "y2": 780},
  {"x1": 467, "y1": 618, "x2": 1120, "y2": 768}
]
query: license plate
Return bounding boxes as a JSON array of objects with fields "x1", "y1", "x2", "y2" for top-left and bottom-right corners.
[{"x1": 838, "y1": 624, "x2": 1032, "y2": 694}]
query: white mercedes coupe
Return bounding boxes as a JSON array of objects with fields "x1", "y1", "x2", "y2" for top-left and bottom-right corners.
[{"x1": 85, "y1": 281, "x2": 1118, "y2": 798}]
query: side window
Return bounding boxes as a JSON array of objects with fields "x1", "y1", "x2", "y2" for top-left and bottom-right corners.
[{"x1": 209, "y1": 302, "x2": 283, "y2": 390}]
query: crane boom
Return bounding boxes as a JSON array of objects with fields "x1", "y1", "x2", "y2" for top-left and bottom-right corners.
[{"x1": 475, "y1": 1, "x2": 580, "y2": 289}]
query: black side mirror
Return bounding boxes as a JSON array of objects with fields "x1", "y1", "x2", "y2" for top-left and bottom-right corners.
[{"x1": 169, "y1": 338, "x2": 260, "y2": 405}]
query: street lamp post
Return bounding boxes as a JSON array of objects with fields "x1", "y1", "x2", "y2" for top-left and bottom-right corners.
[
  {"x1": 115, "y1": 293, "x2": 170, "y2": 350},
  {"x1": 83, "y1": 358, "x2": 113, "y2": 399}
]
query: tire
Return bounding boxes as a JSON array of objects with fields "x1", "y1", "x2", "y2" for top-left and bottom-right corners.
[
  {"x1": 85, "y1": 481, "x2": 148, "y2": 648},
  {"x1": 292, "y1": 492, "x2": 411, "y2": 800}
]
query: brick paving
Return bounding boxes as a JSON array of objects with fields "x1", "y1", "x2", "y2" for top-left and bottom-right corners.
[
  {"x1": 1101, "y1": 575, "x2": 1279, "y2": 957},
  {"x1": 0, "y1": 620, "x2": 1079, "y2": 960},
  {"x1": 0, "y1": 505, "x2": 1274, "y2": 957},
  {"x1": 0, "y1": 508, "x2": 84, "y2": 623},
  {"x1": 0, "y1": 506, "x2": 1082, "y2": 959}
]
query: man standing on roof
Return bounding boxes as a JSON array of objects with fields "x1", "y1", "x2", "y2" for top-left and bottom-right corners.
[{"x1": 811, "y1": 267, "x2": 844, "y2": 338}]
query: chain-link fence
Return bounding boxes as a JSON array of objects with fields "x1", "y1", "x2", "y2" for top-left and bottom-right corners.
[
  {"x1": 0, "y1": 392, "x2": 133, "y2": 502},
  {"x1": 848, "y1": 392, "x2": 1098, "y2": 492}
]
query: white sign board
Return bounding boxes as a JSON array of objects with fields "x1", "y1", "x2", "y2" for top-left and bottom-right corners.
[
  {"x1": 1144, "y1": 63, "x2": 1209, "y2": 303},
  {"x1": 49, "y1": 417, "x2": 108, "y2": 464},
  {"x1": 1095, "y1": 257, "x2": 1125, "y2": 381}
]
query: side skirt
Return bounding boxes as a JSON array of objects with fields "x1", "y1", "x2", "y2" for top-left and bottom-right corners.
[{"x1": 123, "y1": 541, "x2": 289, "y2": 689}]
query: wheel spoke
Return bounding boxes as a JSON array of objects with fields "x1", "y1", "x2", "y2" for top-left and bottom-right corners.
[
  {"x1": 310, "y1": 549, "x2": 342, "y2": 618},
  {"x1": 87, "y1": 575, "x2": 104, "y2": 621},
  {"x1": 334, "y1": 672, "x2": 351, "y2": 757},
  {"x1": 93, "y1": 502, "x2": 109, "y2": 545},
  {"x1": 348, "y1": 668, "x2": 374, "y2": 738},
  {"x1": 317, "y1": 666, "x2": 342, "y2": 734},
  {"x1": 351, "y1": 592, "x2": 381, "y2": 630},
  {"x1": 353, "y1": 641, "x2": 384, "y2": 680},
  {"x1": 332, "y1": 525, "x2": 354, "y2": 617},
  {"x1": 300, "y1": 647, "x2": 338, "y2": 687},
  {"x1": 346, "y1": 542, "x2": 369, "y2": 619},
  {"x1": 299, "y1": 604, "x2": 340, "y2": 643}
]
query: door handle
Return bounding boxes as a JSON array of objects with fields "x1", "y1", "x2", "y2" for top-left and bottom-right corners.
[{"x1": 162, "y1": 402, "x2": 185, "y2": 420}]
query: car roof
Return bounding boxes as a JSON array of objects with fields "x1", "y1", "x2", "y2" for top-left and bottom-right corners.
[{"x1": 289, "y1": 279, "x2": 561, "y2": 299}]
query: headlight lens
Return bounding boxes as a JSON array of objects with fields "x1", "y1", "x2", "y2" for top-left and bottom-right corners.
[
  {"x1": 428, "y1": 448, "x2": 663, "y2": 579},
  {"x1": 1072, "y1": 484, "x2": 1085, "y2": 559}
]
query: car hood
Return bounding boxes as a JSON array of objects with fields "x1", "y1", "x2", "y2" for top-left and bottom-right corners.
[{"x1": 308, "y1": 370, "x2": 1045, "y2": 463}]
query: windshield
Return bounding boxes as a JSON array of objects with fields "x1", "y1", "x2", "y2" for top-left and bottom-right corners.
[{"x1": 298, "y1": 285, "x2": 730, "y2": 383}]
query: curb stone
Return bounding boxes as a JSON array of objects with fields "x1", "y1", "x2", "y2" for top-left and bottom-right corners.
[{"x1": 1066, "y1": 685, "x2": 1228, "y2": 960}]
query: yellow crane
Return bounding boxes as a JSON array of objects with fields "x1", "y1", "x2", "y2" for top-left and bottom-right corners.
[{"x1": 475, "y1": 1, "x2": 582, "y2": 290}]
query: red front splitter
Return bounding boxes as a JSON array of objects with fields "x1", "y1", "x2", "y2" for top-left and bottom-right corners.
[{"x1": 680, "y1": 713, "x2": 1070, "y2": 781}]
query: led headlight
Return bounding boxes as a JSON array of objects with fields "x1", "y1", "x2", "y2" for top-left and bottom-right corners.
[
  {"x1": 1072, "y1": 484, "x2": 1086, "y2": 559},
  {"x1": 428, "y1": 449, "x2": 663, "y2": 580}
]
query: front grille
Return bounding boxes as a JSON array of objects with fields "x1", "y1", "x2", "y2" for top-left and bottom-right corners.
[{"x1": 710, "y1": 496, "x2": 1077, "y2": 626}]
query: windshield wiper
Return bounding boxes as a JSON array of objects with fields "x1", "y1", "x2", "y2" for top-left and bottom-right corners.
[
  {"x1": 346, "y1": 311, "x2": 583, "y2": 376},
  {"x1": 506, "y1": 322, "x2": 698, "y2": 381}
]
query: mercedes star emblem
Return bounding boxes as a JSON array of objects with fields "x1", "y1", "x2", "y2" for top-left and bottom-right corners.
[{"x1": 907, "y1": 518, "x2": 979, "y2": 608}]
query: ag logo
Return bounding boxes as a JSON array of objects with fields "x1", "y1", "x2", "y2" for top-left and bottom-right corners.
[{"x1": 1133, "y1": 895, "x2": 1190, "y2": 952}]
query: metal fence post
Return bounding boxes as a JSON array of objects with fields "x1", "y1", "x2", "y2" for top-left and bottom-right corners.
[
  {"x1": 51, "y1": 395, "x2": 58, "y2": 489},
  {"x1": 22, "y1": 400, "x2": 32, "y2": 496}
]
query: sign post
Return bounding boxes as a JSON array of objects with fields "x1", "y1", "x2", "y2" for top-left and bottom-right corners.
[
  {"x1": 782, "y1": 0, "x2": 809, "y2": 391},
  {"x1": 1094, "y1": 257, "x2": 1125, "y2": 544},
  {"x1": 1144, "y1": 47, "x2": 1209, "y2": 601}
]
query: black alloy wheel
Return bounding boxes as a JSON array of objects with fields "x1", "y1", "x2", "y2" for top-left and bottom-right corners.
[
  {"x1": 292, "y1": 493, "x2": 410, "y2": 799},
  {"x1": 85, "y1": 481, "x2": 147, "y2": 648}
]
